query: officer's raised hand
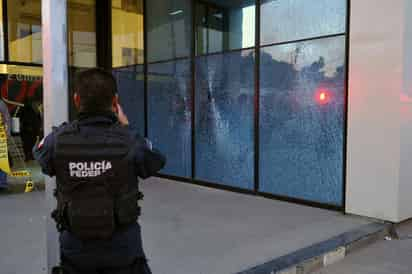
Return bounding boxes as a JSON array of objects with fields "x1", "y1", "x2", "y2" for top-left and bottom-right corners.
[
  {"x1": 114, "y1": 101, "x2": 165, "y2": 178},
  {"x1": 114, "y1": 101, "x2": 129, "y2": 126}
]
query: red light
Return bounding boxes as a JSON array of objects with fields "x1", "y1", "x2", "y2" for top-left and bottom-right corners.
[
  {"x1": 319, "y1": 92, "x2": 327, "y2": 101},
  {"x1": 315, "y1": 89, "x2": 331, "y2": 105}
]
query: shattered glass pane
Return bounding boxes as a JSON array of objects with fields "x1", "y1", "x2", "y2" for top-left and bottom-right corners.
[
  {"x1": 259, "y1": 36, "x2": 346, "y2": 205},
  {"x1": 148, "y1": 59, "x2": 192, "y2": 177},
  {"x1": 261, "y1": 0, "x2": 346, "y2": 45},
  {"x1": 113, "y1": 65, "x2": 145, "y2": 135},
  {"x1": 195, "y1": 50, "x2": 254, "y2": 189}
]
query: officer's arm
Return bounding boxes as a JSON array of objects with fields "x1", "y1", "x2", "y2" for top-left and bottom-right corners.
[
  {"x1": 134, "y1": 138, "x2": 166, "y2": 179},
  {"x1": 32, "y1": 133, "x2": 56, "y2": 177}
]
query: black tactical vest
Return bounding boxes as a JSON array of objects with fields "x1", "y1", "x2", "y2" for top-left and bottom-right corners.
[{"x1": 52, "y1": 121, "x2": 143, "y2": 240}]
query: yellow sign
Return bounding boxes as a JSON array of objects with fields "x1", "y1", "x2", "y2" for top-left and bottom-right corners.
[
  {"x1": 25, "y1": 180, "x2": 34, "y2": 193},
  {"x1": 12, "y1": 170, "x2": 31, "y2": 177},
  {"x1": 0, "y1": 64, "x2": 43, "y2": 77},
  {"x1": 0, "y1": 115, "x2": 31, "y2": 178}
]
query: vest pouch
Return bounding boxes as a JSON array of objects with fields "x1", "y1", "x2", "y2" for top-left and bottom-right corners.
[
  {"x1": 115, "y1": 191, "x2": 141, "y2": 226},
  {"x1": 67, "y1": 196, "x2": 115, "y2": 240}
]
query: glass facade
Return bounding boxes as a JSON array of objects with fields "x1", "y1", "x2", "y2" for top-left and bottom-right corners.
[
  {"x1": 194, "y1": 0, "x2": 255, "y2": 188},
  {"x1": 146, "y1": 0, "x2": 192, "y2": 177},
  {"x1": 114, "y1": 65, "x2": 145, "y2": 135},
  {"x1": 111, "y1": 0, "x2": 145, "y2": 137},
  {"x1": 67, "y1": 0, "x2": 97, "y2": 118},
  {"x1": 258, "y1": 1, "x2": 347, "y2": 206},
  {"x1": 112, "y1": 0, "x2": 348, "y2": 207},
  {"x1": 195, "y1": 50, "x2": 254, "y2": 188},
  {"x1": 112, "y1": 0, "x2": 144, "y2": 67},
  {"x1": 0, "y1": 0, "x2": 44, "y2": 162},
  {"x1": 261, "y1": 0, "x2": 346, "y2": 45},
  {"x1": 195, "y1": 0, "x2": 255, "y2": 55},
  {"x1": 0, "y1": 65, "x2": 43, "y2": 161},
  {"x1": 7, "y1": 0, "x2": 42, "y2": 64},
  {"x1": 68, "y1": 0, "x2": 97, "y2": 68},
  {"x1": 147, "y1": 0, "x2": 191, "y2": 63},
  {"x1": 148, "y1": 60, "x2": 192, "y2": 177},
  {"x1": 259, "y1": 37, "x2": 346, "y2": 205},
  {"x1": 0, "y1": 0, "x2": 347, "y2": 207}
]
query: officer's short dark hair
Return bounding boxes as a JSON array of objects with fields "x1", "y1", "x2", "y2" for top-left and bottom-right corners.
[{"x1": 74, "y1": 68, "x2": 117, "y2": 113}]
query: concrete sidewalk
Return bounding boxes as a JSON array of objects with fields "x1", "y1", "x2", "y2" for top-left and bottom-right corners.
[
  {"x1": 0, "y1": 178, "x2": 374, "y2": 274},
  {"x1": 0, "y1": 190, "x2": 47, "y2": 274},
  {"x1": 313, "y1": 221, "x2": 412, "y2": 274}
]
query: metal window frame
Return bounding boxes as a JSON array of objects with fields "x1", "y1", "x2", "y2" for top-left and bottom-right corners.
[
  {"x1": 342, "y1": 0, "x2": 351, "y2": 212},
  {"x1": 143, "y1": 0, "x2": 148, "y2": 138},
  {"x1": 254, "y1": 0, "x2": 260, "y2": 193},
  {"x1": 2, "y1": 0, "x2": 8, "y2": 63},
  {"x1": 191, "y1": 0, "x2": 196, "y2": 178},
  {"x1": 96, "y1": 0, "x2": 112, "y2": 70}
]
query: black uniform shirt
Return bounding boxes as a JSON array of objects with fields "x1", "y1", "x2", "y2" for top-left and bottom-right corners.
[{"x1": 33, "y1": 112, "x2": 166, "y2": 261}]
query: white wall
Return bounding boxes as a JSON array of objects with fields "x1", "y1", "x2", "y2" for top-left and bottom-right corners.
[
  {"x1": 398, "y1": 0, "x2": 412, "y2": 221},
  {"x1": 347, "y1": 0, "x2": 412, "y2": 222}
]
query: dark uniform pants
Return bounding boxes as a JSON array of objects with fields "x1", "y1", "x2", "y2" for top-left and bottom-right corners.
[
  {"x1": 59, "y1": 225, "x2": 151, "y2": 274},
  {"x1": 61, "y1": 256, "x2": 152, "y2": 274}
]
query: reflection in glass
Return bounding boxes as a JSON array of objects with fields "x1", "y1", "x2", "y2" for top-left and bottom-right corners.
[
  {"x1": 7, "y1": 0, "x2": 42, "y2": 63},
  {"x1": 67, "y1": 0, "x2": 97, "y2": 68},
  {"x1": 0, "y1": 66, "x2": 43, "y2": 160},
  {"x1": 148, "y1": 60, "x2": 191, "y2": 177},
  {"x1": 195, "y1": 50, "x2": 254, "y2": 189},
  {"x1": 259, "y1": 36, "x2": 346, "y2": 205},
  {"x1": 112, "y1": 0, "x2": 144, "y2": 67},
  {"x1": 261, "y1": 0, "x2": 346, "y2": 45},
  {"x1": 196, "y1": 0, "x2": 255, "y2": 55},
  {"x1": 68, "y1": 67, "x2": 83, "y2": 120},
  {"x1": 147, "y1": 0, "x2": 191, "y2": 63},
  {"x1": 114, "y1": 65, "x2": 145, "y2": 135},
  {"x1": 67, "y1": 0, "x2": 97, "y2": 119}
]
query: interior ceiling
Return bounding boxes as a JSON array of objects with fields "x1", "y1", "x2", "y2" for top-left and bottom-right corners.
[{"x1": 13, "y1": 0, "x2": 41, "y2": 23}]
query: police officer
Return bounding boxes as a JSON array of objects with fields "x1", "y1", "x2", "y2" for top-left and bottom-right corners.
[{"x1": 33, "y1": 68, "x2": 166, "y2": 274}]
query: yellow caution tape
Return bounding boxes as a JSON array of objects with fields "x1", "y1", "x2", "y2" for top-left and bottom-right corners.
[
  {"x1": 0, "y1": 115, "x2": 11, "y2": 174},
  {"x1": 0, "y1": 115, "x2": 32, "y2": 178}
]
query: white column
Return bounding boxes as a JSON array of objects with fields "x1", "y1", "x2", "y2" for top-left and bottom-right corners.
[
  {"x1": 42, "y1": 0, "x2": 69, "y2": 272},
  {"x1": 398, "y1": 0, "x2": 412, "y2": 221},
  {"x1": 346, "y1": 0, "x2": 412, "y2": 222}
]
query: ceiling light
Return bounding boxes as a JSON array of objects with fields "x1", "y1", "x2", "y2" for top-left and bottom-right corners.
[{"x1": 169, "y1": 10, "x2": 183, "y2": 16}]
